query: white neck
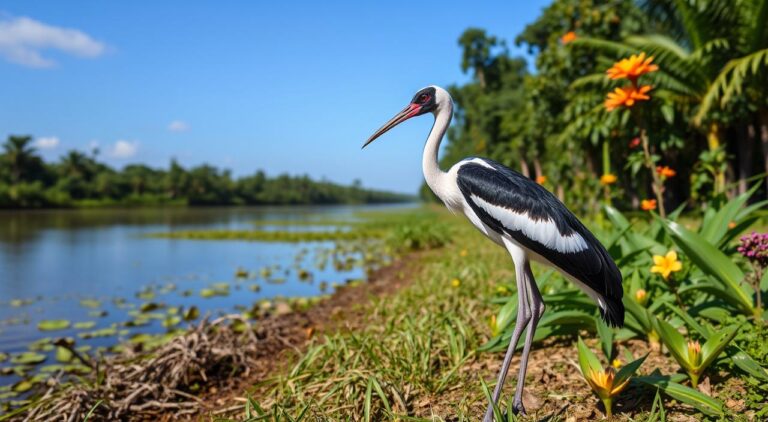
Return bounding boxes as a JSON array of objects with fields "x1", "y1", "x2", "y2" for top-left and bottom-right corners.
[{"x1": 422, "y1": 100, "x2": 452, "y2": 200}]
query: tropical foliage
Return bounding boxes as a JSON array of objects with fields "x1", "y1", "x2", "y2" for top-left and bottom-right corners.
[{"x1": 436, "y1": 0, "x2": 768, "y2": 215}]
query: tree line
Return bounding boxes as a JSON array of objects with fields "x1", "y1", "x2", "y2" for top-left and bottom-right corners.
[
  {"x1": 434, "y1": 0, "x2": 768, "y2": 214},
  {"x1": 0, "y1": 135, "x2": 413, "y2": 208}
]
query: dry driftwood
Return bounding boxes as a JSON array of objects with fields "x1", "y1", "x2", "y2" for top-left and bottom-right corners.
[{"x1": 20, "y1": 315, "x2": 259, "y2": 422}]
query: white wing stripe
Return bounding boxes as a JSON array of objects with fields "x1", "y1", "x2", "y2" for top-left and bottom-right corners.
[{"x1": 469, "y1": 194, "x2": 589, "y2": 253}]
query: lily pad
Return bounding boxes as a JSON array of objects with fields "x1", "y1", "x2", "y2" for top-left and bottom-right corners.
[
  {"x1": 11, "y1": 352, "x2": 46, "y2": 365},
  {"x1": 78, "y1": 327, "x2": 117, "y2": 339},
  {"x1": 74, "y1": 321, "x2": 96, "y2": 330},
  {"x1": 56, "y1": 346, "x2": 73, "y2": 363},
  {"x1": 162, "y1": 316, "x2": 181, "y2": 328},
  {"x1": 12, "y1": 380, "x2": 34, "y2": 393},
  {"x1": 183, "y1": 306, "x2": 199, "y2": 321},
  {"x1": 88, "y1": 310, "x2": 108, "y2": 318},
  {"x1": 10, "y1": 299, "x2": 33, "y2": 307},
  {"x1": 79, "y1": 299, "x2": 101, "y2": 309},
  {"x1": 200, "y1": 288, "x2": 228, "y2": 298},
  {"x1": 0, "y1": 352, "x2": 7, "y2": 363},
  {"x1": 37, "y1": 320, "x2": 71, "y2": 331},
  {"x1": 140, "y1": 302, "x2": 164, "y2": 313}
]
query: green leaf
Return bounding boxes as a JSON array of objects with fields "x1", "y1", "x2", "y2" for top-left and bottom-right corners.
[
  {"x1": 55, "y1": 346, "x2": 73, "y2": 363},
  {"x1": 635, "y1": 376, "x2": 723, "y2": 416},
  {"x1": 595, "y1": 317, "x2": 614, "y2": 360},
  {"x1": 495, "y1": 294, "x2": 518, "y2": 333},
  {"x1": 10, "y1": 352, "x2": 46, "y2": 365},
  {"x1": 699, "y1": 184, "x2": 759, "y2": 245},
  {"x1": 699, "y1": 325, "x2": 739, "y2": 371},
  {"x1": 660, "y1": 219, "x2": 753, "y2": 313},
  {"x1": 364, "y1": 378, "x2": 372, "y2": 422},
  {"x1": 653, "y1": 318, "x2": 691, "y2": 371},
  {"x1": 728, "y1": 347, "x2": 768, "y2": 380},
  {"x1": 614, "y1": 354, "x2": 647, "y2": 387},
  {"x1": 37, "y1": 319, "x2": 71, "y2": 331},
  {"x1": 604, "y1": 205, "x2": 630, "y2": 231},
  {"x1": 577, "y1": 337, "x2": 603, "y2": 378}
]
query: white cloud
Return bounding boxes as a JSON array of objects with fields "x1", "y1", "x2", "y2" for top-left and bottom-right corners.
[
  {"x1": 109, "y1": 140, "x2": 138, "y2": 159},
  {"x1": 167, "y1": 120, "x2": 189, "y2": 132},
  {"x1": 35, "y1": 136, "x2": 59, "y2": 149},
  {"x1": 0, "y1": 15, "x2": 106, "y2": 68}
]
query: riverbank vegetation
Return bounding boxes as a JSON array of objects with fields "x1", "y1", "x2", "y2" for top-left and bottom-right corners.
[{"x1": 0, "y1": 135, "x2": 413, "y2": 209}]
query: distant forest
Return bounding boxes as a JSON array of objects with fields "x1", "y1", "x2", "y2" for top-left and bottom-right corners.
[{"x1": 0, "y1": 135, "x2": 414, "y2": 208}]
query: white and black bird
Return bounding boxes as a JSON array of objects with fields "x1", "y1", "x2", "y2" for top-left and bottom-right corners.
[{"x1": 363, "y1": 86, "x2": 623, "y2": 420}]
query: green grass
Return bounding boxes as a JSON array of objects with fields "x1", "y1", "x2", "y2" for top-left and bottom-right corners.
[{"x1": 219, "y1": 212, "x2": 509, "y2": 420}]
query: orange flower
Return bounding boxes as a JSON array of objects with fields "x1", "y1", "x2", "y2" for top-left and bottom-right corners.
[
  {"x1": 728, "y1": 221, "x2": 737, "y2": 229},
  {"x1": 606, "y1": 52, "x2": 659, "y2": 81},
  {"x1": 640, "y1": 199, "x2": 657, "y2": 211},
  {"x1": 656, "y1": 166, "x2": 676, "y2": 178},
  {"x1": 561, "y1": 31, "x2": 577, "y2": 44},
  {"x1": 600, "y1": 173, "x2": 618, "y2": 186},
  {"x1": 605, "y1": 85, "x2": 652, "y2": 111},
  {"x1": 536, "y1": 175, "x2": 547, "y2": 184}
]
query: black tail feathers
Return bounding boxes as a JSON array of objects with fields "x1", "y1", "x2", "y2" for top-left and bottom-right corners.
[{"x1": 599, "y1": 296, "x2": 625, "y2": 328}]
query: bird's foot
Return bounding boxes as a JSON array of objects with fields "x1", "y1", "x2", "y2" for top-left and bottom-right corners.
[{"x1": 512, "y1": 400, "x2": 527, "y2": 416}]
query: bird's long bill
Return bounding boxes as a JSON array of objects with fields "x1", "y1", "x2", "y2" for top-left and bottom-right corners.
[{"x1": 362, "y1": 104, "x2": 420, "y2": 149}]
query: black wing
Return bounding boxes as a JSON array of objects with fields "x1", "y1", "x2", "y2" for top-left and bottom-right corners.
[{"x1": 456, "y1": 158, "x2": 623, "y2": 327}]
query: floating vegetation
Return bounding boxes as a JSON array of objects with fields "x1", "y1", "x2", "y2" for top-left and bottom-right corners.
[
  {"x1": 0, "y1": 353, "x2": 7, "y2": 363},
  {"x1": 200, "y1": 284, "x2": 229, "y2": 298},
  {"x1": 139, "y1": 302, "x2": 164, "y2": 313},
  {"x1": 235, "y1": 267, "x2": 249, "y2": 278},
  {"x1": 79, "y1": 299, "x2": 101, "y2": 309},
  {"x1": 10, "y1": 352, "x2": 46, "y2": 366},
  {"x1": 183, "y1": 306, "x2": 199, "y2": 321},
  {"x1": 88, "y1": 310, "x2": 108, "y2": 318},
  {"x1": 78, "y1": 327, "x2": 118, "y2": 339},
  {"x1": 37, "y1": 320, "x2": 71, "y2": 331},
  {"x1": 10, "y1": 299, "x2": 34, "y2": 308},
  {"x1": 73, "y1": 321, "x2": 96, "y2": 330}
]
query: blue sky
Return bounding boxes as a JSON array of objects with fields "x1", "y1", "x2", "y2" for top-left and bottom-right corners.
[{"x1": 0, "y1": 1, "x2": 550, "y2": 193}]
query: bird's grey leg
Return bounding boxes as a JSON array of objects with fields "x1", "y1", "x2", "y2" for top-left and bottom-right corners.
[
  {"x1": 482, "y1": 261, "x2": 532, "y2": 422},
  {"x1": 510, "y1": 261, "x2": 546, "y2": 415}
]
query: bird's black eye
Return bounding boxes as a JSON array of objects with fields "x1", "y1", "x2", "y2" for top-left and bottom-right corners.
[{"x1": 417, "y1": 94, "x2": 429, "y2": 103}]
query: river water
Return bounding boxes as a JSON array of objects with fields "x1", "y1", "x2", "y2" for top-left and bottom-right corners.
[{"x1": 0, "y1": 204, "x2": 411, "y2": 390}]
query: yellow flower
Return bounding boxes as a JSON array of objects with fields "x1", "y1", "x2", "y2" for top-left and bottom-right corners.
[
  {"x1": 536, "y1": 175, "x2": 547, "y2": 184},
  {"x1": 496, "y1": 285, "x2": 508, "y2": 294},
  {"x1": 561, "y1": 31, "x2": 577, "y2": 44},
  {"x1": 606, "y1": 52, "x2": 659, "y2": 81},
  {"x1": 586, "y1": 367, "x2": 630, "y2": 399},
  {"x1": 651, "y1": 250, "x2": 683, "y2": 280},
  {"x1": 612, "y1": 359, "x2": 622, "y2": 369},
  {"x1": 451, "y1": 278, "x2": 461, "y2": 288},
  {"x1": 605, "y1": 85, "x2": 652, "y2": 111},
  {"x1": 600, "y1": 173, "x2": 617, "y2": 186},
  {"x1": 459, "y1": 249, "x2": 468, "y2": 257}
]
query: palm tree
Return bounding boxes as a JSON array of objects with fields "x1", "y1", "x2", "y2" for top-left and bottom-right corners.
[
  {"x1": 695, "y1": 0, "x2": 768, "y2": 194},
  {"x1": 2, "y1": 135, "x2": 43, "y2": 185},
  {"x1": 571, "y1": 0, "x2": 743, "y2": 194}
]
